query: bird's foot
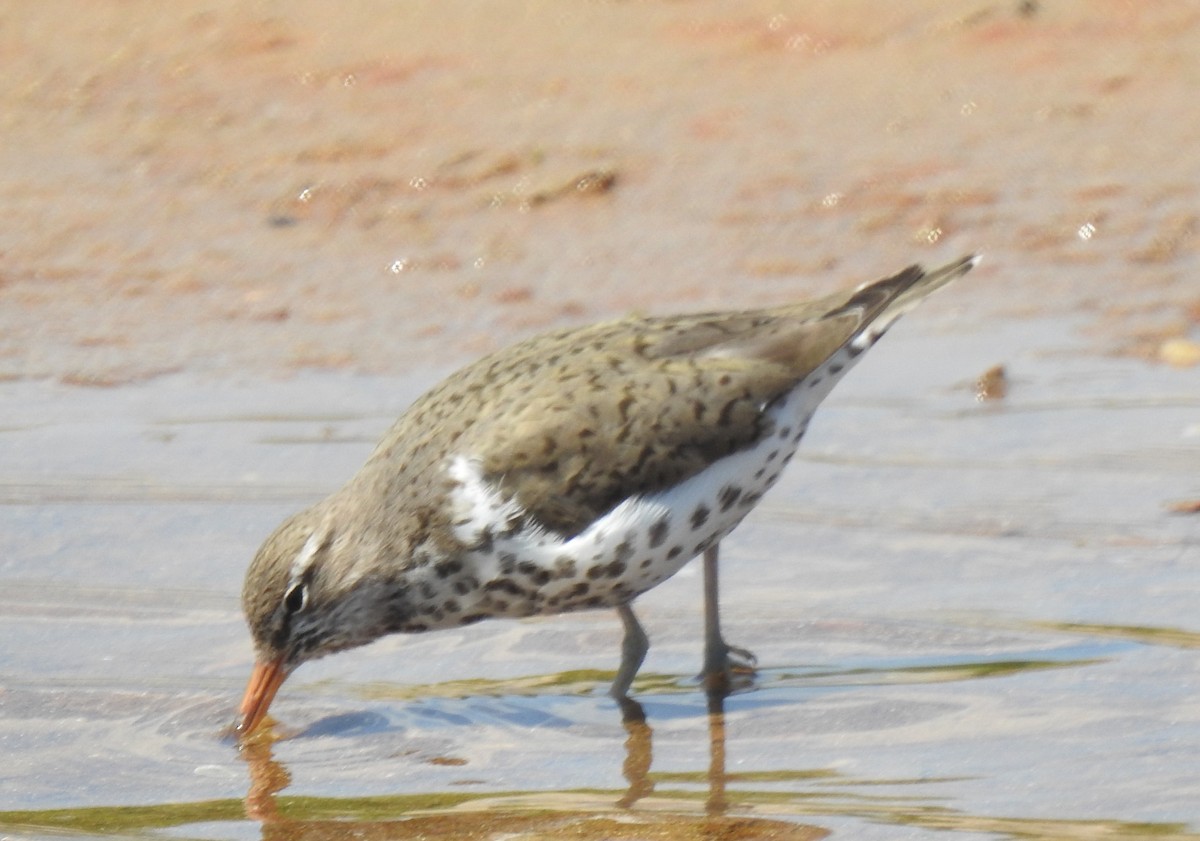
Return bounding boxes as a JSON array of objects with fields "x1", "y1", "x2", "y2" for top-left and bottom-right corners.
[
  {"x1": 614, "y1": 694, "x2": 647, "y2": 724},
  {"x1": 700, "y1": 640, "x2": 757, "y2": 695}
]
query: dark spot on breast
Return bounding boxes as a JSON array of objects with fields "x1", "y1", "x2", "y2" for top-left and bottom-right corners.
[
  {"x1": 383, "y1": 602, "x2": 413, "y2": 633},
  {"x1": 498, "y1": 552, "x2": 517, "y2": 575},
  {"x1": 828, "y1": 362, "x2": 844, "y2": 374},
  {"x1": 766, "y1": 449, "x2": 779, "y2": 463},
  {"x1": 639, "y1": 558, "x2": 653, "y2": 569},
  {"x1": 553, "y1": 556, "x2": 577, "y2": 579},
  {"x1": 587, "y1": 565, "x2": 605, "y2": 580},
  {"x1": 667, "y1": 545, "x2": 684, "y2": 560},
  {"x1": 614, "y1": 540, "x2": 635, "y2": 564},
  {"x1": 411, "y1": 548, "x2": 433, "y2": 568},
  {"x1": 778, "y1": 426, "x2": 791, "y2": 440},
  {"x1": 690, "y1": 504, "x2": 710, "y2": 530},
  {"x1": 568, "y1": 582, "x2": 590, "y2": 598},
  {"x1": 443, "y1": 599, "x2": 461, "y2": 613},
  {"x1": 648, "y1": 517, "x2": 670, "y2": 548},
  {"x1": 485, "y1": 578, "x2": 525, "y2": 596},
  {"x1": 807, "y1": 376, "x2": 823, "y2": 388},
  {"x1": 435, "y1": 559, "x2": 463, "y2": 579},
  {"x1": 607, "y1": 560, "x2": 626, "y2": 577},
  {"x1": 419, "y1": 582, "x2": 436, "y2": 600},
  {"x1": 718, "y1": 485, "x2": 742, "y2": 512}
]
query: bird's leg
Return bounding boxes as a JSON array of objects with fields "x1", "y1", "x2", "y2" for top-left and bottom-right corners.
[
  {"x1": 611, "y1": 602, "x2": 649, "y2": 700},
  {"x1": 612, "y1": 608, "x2": 654, "y2": 807},
  {"x1": 701, "y1": 543, "x2": 756, "y2": 694}
]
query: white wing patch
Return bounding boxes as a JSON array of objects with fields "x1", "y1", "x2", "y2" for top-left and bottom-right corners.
[{"x1": 446, "y1": 455, "x2": 540, "y2": 546}]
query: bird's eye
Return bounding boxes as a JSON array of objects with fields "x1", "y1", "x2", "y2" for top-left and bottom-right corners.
[{"x1": 283, "y1": 582, "x2": 308, "y2": 615}]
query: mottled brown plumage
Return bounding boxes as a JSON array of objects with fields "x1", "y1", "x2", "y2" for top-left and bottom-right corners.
[{"x1": 239, "y1": 255, "x2": 977, "y2": 736}]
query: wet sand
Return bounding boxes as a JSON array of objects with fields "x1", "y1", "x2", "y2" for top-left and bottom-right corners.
[
  {"x1": 2, "y1": 2, "x2": 1199, "y2": 839},
  {"x1": 3, "y1": 0, "x2": 1199, "y2": 384}
]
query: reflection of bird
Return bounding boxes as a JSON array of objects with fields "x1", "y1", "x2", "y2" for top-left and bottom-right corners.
[{"x1": 239, "y1": 256, "x2": 977, "y2": 735}]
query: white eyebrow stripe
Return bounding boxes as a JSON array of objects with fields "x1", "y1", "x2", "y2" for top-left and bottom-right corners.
[{"x1": 289, "y1": 527, "x2": 327, "y2": 581}]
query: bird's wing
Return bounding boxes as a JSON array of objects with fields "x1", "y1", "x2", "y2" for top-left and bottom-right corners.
[
  {"x1": 469, "y1": 304, "x2": 861, "y2": 536},
  {"x1": 446, "y1": 258, "x2": 974, "y2": 538}
]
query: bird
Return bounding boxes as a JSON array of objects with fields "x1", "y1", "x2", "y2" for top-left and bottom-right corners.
[{"x1": 238, "y1": 255, "x2": 978, "y2": 736}]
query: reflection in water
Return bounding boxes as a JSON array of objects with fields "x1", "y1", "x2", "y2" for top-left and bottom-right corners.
[
  {"x1": 614, "y1": 697, "x2": 654, "y2": 808},
  {"x1": 706, "y1": 692, "x2": 729, "y2": 816},
  {"x1": 242, "y1": 735, "x2": 291, "y2": 825},
  {"x1": 237, "y1": 688, "x2": 828, "y2": 840},
  {"x1": 613, "y1": 690, "x2": 746, "y2": 819},
  {"x1": 224, "y1": 645, "x2": 1180, "y2": 840},
  {"x1": 0, "y1": 645, "x2": 1190, "y2": 840}
]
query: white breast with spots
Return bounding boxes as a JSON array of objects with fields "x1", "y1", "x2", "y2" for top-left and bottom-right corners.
[{"x1": 441, "y1": 344, "x2": 864, "y2": 622}]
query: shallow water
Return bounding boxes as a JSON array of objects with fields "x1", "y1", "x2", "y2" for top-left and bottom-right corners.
[{"x1": 3, "y1": 315, "x2": 1198, "y2": 840}]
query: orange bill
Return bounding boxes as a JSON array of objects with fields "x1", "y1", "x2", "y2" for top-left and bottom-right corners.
[{"x1": 239, "y1": 656, "x2": 289, "y2": 736}]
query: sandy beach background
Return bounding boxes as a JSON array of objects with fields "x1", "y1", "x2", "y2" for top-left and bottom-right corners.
[{"x1": 2, "y1": 0, "x2": 1197, "y2": 383}]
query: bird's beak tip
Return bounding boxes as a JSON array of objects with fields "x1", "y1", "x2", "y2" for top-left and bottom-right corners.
[{"x1": 238, "y1": 656, "x2": 289, "y2": 738}]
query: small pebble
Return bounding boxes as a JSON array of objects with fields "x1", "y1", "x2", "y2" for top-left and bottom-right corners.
[{"x1": 975, "y1": 364, "x2": 1008, "y2": 401}]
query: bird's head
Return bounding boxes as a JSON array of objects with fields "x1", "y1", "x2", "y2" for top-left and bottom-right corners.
[{"x1": 237, "y1": 504, "x2": 401, "y2": 736}]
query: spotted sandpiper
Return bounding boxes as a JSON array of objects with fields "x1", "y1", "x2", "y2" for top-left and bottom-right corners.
[{"x1": 238, "y1": 255, "x2": 977, "y2": 735}]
